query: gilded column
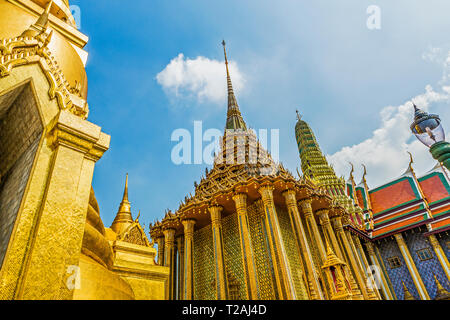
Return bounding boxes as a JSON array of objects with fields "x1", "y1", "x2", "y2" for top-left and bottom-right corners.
[
  {"x1": 299, "y1": 199, "x2": 326, "y2": 262},
  {"x1": 428, "y1": 234, "x2": 450, "y2": 281},
  {"x1": 164, "y1": 228, "x2": 176, "y2": 300},
  {"x1": 208, "y1": 205, "x2": 228, "y2": 300},
  {"x1": 232, "y1": 193, "x2": 260, "y2": 299},
  {"x1": 394, "y1": 233, "x2": 430, "y2": 300},
  {"x1": 317, "y1": 209, "x2": 343, "y2": 258},
  {"x1": 5, "y1": 110, "x2": 110, "y2": 300},
  {"x1": 182, "y1": 219, "x2": 196, "y2": 300},
  {"x1": 365, "y1": 241, "x2": 395, "y2": 300},
  {"x1": 156, "y1": 236, "x2": 165, "y2": 266},
  {"x1": 282, "y1": 190, "x2": 323, "y2": 300},
  {"x1": 176, "y1": 236, "x2": 185, "y2": 300},
  {"x1": 332, "y1": 217, "x2": 370, "y2": 300},
  {"x1": 259, "y1": 185, "x2": 296, "y2": 300},
  {"x1": 320, "y1": 210, "x2": 363, "y2": 300}
]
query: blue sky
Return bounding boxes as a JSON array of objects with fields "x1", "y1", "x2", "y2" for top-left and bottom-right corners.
[{"x1": 72, "y1": 0, "x2": 450, "y2": 230}]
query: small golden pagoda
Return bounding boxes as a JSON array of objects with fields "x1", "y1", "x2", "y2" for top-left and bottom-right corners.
[{"x1": 149, "y1": 41, "x2": 381, "y2": 300}]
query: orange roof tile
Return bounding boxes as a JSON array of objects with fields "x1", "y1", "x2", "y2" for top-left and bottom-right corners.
[
  {"x1": 370, "y1": 178, "x2": 419, "y2": 215},
  {"x1": 419, "y1": 173, "x2": 450, "y2": 204}
]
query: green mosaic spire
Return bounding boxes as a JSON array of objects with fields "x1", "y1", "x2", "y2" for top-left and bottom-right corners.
[{"x1": 295, "y1": 111, "x2": 365, "y2": 229}]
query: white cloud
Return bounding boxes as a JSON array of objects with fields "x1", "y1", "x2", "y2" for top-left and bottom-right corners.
[
  {"x1": 327, "y1": 48, "x2": 450, "y2": 188},
  {"x1": 156, "y1": 53, "x2": 245, "y2": 105}
]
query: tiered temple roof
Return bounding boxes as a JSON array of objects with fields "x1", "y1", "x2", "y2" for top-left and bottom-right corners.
[{"x1": 346, "y1": 159, "x2": 450, "y2": 239}]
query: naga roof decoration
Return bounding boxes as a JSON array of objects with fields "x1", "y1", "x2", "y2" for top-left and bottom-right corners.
[{"x1": 0, "y1": 1, "x2": 89, "y2": 119}]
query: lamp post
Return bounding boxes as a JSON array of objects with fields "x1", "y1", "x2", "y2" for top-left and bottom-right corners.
[{"x1": 410, "y1": 104, "x2": 450, "y2": 170}]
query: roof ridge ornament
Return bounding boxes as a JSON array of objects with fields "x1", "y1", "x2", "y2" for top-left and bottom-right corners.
[{"x1": 296, "y1": 109, "x2": 302, "y2": 121}]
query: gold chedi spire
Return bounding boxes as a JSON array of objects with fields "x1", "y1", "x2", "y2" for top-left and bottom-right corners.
[
  {"x1": 111, "y1": 174, "x2": 134, "y2": 234},
  {"x1": 433, "y1": 274, "x2": 450, "y2": 300},
  {"x1": 222, "y1": 40, "x2": 247, "y2": 131}
]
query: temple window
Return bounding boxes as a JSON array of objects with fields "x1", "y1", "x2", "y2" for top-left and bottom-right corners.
[
  {"x1": 387, "y1": 256, "x2": 402, "y2": 269},
  {"x1": 416, "y1": 248, "x2": 433, "y2": 261}
]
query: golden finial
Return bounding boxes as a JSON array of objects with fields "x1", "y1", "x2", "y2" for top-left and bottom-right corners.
[
  {"x1": 36, "y1": 0, "x2": 53, "y2": 28},
  {"x1": 296, "y1": 110, "x2": 302, "y2": 121},
  {"x1": 402, "y1": 281, "x2": 415, "y2": 300},
  {"x1": 136, "y1": 210, "x2": 141, "y2": 223},
  {"x1": 433, "y1": 273, "x2": 450, "y2": 300},
  {"x1": 21, "y1": 0, "x2": 53, "y2": 37},
  {"x1": 122, "y1": 173, "x2": 129, "y2": 202},
  {"x1": 222, "y1": 40, "x2": 230, "y2": 73}
]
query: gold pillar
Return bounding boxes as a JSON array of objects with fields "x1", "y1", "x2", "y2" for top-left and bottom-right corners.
[
  {"x1": 163, "y1": 228, "x2": 176, "y2": 300},
  {"x1": 365, "y1": 241, "x2": 395, "y2": 300},
  {"x1": 232, "y1": 193, "x2": 260, "y2": 300},
  {"x1": 259, "y1": 185, "x2": 296, "y2": 300},
  {"x1": 176, "y1": 236, "x2": 184, "y2": 300},
  {"x1": 428, "y1": 234, "x2": 450, "y2": 282},
  {"x1": 352, "y1": 235, "x2": 382, "y2": 300},
  {"x1": 156, "y1": 236, "x2": 165, "y2": 266},
  {"x1": 332, "y1": 217, "x2": 370, "y2": 300},
  {"x1": 282, "y1": 190, "x2": 323, "y2": 300},
  {"x1": 317, "y1": 209, "x2": 344, "y2": 259},
  {"x1": 299, "y1": 199, "x2": 326, "y2": 262},
  {"x1": 320, "y1": 210, "x2": 363, "y2": 300},
  {"x1": 394, "y1": 233, "x2": 430, "y2": 300},
  {"x1": 182, "y1": 219, "x2": 196, "y2": 300},
  {"x1": 2, "y1": 110, "x2": 110, "y2": 300},
  {"x1": 208, "y1": 205, "x2": 228, "y2": 300}
]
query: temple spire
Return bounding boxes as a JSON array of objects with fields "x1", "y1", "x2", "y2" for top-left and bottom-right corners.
[
  {"x1": 222, "y1": 40, "x2": 247, "y2": 130},
  {"x1": 123, "y1": 173, "x2": 129, "y2": 202},
  {"x1": 111, "y1": 173, "x2": 134, "y2": 234}
]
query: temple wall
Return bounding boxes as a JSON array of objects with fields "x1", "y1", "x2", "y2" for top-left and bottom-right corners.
[
  {"x1": 403, "y1": 228, "x2": 450, "y2": 299},
  {"x1": 376, "y1": 237, "x2": 420, "y2": 299}
]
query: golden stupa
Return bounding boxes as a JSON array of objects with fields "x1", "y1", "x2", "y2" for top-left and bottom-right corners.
[{"x1": 0, "y1": 0, "x2": 168, "y2": 300}]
